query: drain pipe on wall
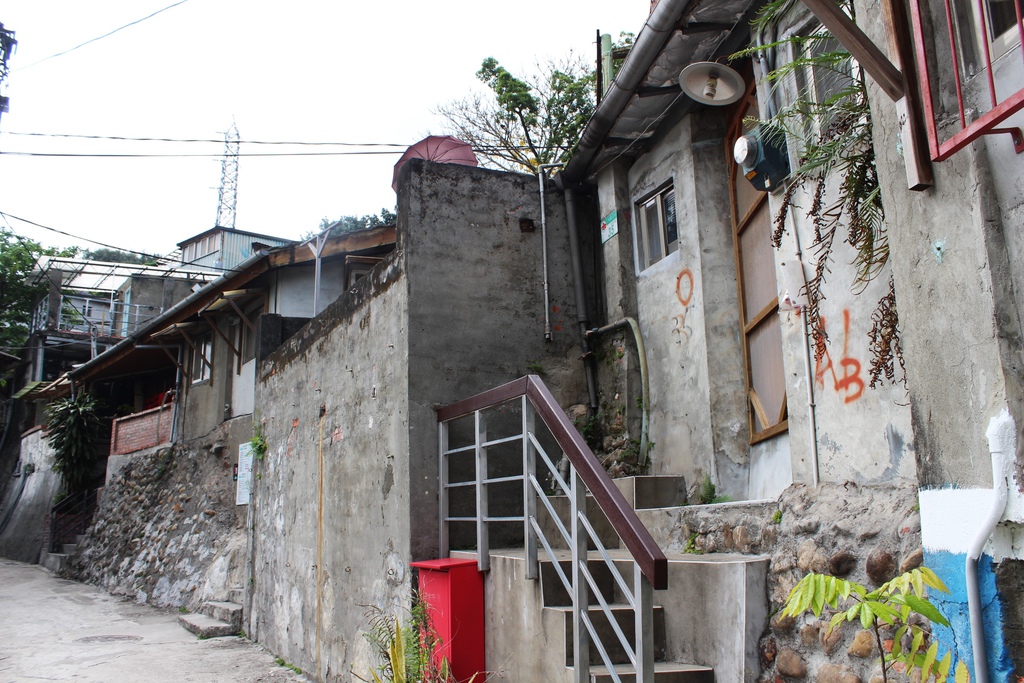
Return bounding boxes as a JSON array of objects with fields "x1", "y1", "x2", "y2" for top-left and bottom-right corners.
[
  {"x1": 585, "y1": 318, "x2": 650, "y2": 466},
  {"x1": 562, "y1": 186, "x2": 599, "y2": 416},
  {"x1": 537, "y1": 163, "x2": 564, "y2": 341},
  {"x1": 787, "y1": 222, "x2": 821, "y2": 487},
  {"x1": 967, "y1": 409, "x2": 1015, "y2": 683}
]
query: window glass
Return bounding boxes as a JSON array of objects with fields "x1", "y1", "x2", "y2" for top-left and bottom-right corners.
[{"x1": 636, "y1": 184, "x2": 677, "y2": 271}]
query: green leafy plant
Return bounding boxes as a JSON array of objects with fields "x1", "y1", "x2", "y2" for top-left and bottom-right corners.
[
  {"x1": 772, "y1": 509, "x2": 783, "y2": 524},
  {"x1": 357, "y1": 598, "x2": 475, "y2": 683},
  {"x1": 275, "y1": 657, "x2": 302, "y2": 675},
  {"x1": 683, "y1": 533, "x2": 702, "y2": 555},
  {"x1": 692, "y1": 474, "x2": 730, "y2": 505},
  {"x1": 783, "y1": 568, "x2": 970, "y2": 682},
  {"x1": 47, "y1": 392, "x2": 104, "y2": 492},
  {"x1": 249, "y1": 419, "x2": 268, "y2": 460}
]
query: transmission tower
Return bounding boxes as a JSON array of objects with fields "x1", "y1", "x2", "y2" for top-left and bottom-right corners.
[{"x1": 215, "y1": 122, "x2": 239, "y2": 229}]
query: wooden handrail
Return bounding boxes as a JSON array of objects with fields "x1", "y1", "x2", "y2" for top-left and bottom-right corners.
[{"x1": 436, "y1": 375, "x2": 668, "y2": 590}]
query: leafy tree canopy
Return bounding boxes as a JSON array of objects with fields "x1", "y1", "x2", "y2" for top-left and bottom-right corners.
[
  {"x1": 436, "y1": 55, "x2": 596, "y2": 173},
  {"x1": 304, "y1": 208, "x2": 397, "y2": 240},
  {"x1": 82, "y1": 247, "x2": 158, "y2": 266},
  {"x1": 0, "y1": 229, "x2": 76, "y2": 351}
]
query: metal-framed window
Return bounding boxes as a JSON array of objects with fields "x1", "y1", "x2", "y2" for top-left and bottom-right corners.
[{"x1": 635, "y1": 184, "x2": 678, "y2": 270}]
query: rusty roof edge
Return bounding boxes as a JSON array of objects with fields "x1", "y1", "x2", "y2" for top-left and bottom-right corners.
[{"x1": 562, "y1": 0, "x2": 693, "y2": 184}]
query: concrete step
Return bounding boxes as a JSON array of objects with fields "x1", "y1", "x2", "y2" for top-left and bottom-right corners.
[
  {"x1": 540, "y1": 557, "x2": 631, "y2": 608},
  {"x1": 545, "y1": 604, "x2": 667, "y2": 666},
  {"x1": 589, "y1": 662, "x2": 714, "y2": 683},
  {"x1": 178, "y1": 612, "x2": 238, "y2": 638},
  {"x1": 227, "y1": 586, "x2": 244, "y2": 604},
  {"x1": 612, "y1": 476, "x2": 688, "y2": 509},
  {"x1": 201, "y1": 600, "x2": 242, "y2": 631},
  {"x1": 41, "y1": 552, "x2": 67, "y2": 573},
  {"x1": 62, "y1": 543, "x2": 77, "y2": 555}
]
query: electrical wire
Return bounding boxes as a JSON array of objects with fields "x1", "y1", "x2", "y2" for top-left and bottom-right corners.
[
  {"x1": 0, "y1": 211, "x2": 170, "y2": 262},
  {"x1": 14, "y1": 1, "x2": 192, "y2": 72},
  {"x1": 0, "y1": 150, "x2": 405, "y2": 158},
  {"x1": 3, "y1": 131, "x2": 410, "y2": 147}
]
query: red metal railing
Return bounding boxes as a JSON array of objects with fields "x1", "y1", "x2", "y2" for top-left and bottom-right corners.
[{"x1": 909, "y1": 0, "x2": 1024, "y2": 159}]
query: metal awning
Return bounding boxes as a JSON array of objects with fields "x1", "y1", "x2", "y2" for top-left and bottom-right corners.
[{"x1": 30, "y1": 257, "x2": 221, "y2": 293}]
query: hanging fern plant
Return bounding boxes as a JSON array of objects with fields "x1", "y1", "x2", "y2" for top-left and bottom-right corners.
[
  {"x1": 735, "y1": 0, "x2": 905, "y2": 387},
  {"x1": 47, "y1": 392, "x2": 104, "y2": 493}
]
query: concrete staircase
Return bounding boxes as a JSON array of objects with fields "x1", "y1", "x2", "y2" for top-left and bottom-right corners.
[
  {"x1": 178, "y1": 587, "x2": 244, "y2": 638},
  {"x1": 450, "y1": 473, "x2": 768, "y2": 682},
  {"x1": 41, "y1": 534, "x2": 84, "y2": 573}
]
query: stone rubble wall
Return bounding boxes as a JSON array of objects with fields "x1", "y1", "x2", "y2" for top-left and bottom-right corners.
[
  {"x1": 755, "y1": 482, "x2": 921, "y2": 683},
  {"x1": 64, "y1": 421, "x2": 248, "y2": 610}
]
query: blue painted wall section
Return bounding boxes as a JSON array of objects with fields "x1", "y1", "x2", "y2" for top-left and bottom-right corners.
[{"x1": 924, "y1": 549, "x2": 1014, "y2": 681}]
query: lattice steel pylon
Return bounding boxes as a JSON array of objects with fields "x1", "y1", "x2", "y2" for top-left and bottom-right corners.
[
  {"x1": 215, "y1": 121, "x2": 239, "y2": 229},
  {"x1": 0, "y1": 23, "x2": 17, "y2": 125}
]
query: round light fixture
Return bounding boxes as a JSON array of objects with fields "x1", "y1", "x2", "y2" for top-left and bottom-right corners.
[{"x1": 679, "y1": 62, "x2": 745, "y2": 106}]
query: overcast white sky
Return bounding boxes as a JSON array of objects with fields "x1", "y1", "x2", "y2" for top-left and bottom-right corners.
[{"x1": 0, "y1": 1, "x2": 646, "y2": 257}]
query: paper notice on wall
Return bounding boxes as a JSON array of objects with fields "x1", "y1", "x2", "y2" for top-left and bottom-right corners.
[
  {"x1": 236, "y1": 443, "x2": 254, "y2": 505},
  {"x1": 601, "y1": 210, "x2": 618, "y2": 244}
]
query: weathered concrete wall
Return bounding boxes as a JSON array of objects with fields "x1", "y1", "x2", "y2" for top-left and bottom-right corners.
[
  {"x1": 269, "y1": 262, "x2": 347, "y2": 318},
  {"x1": 64, "y1": 416, "x2": 250, "y2": 607},
  {"x1": 180, "y1": 318, "x2": 234, "y2": 440},
  {"x1": 849, "y1": 0, "x2": 1024, "y2": 674},
  {"x1": 0, "y1": 428, "x2": 61, "y2": 563},
  {"x1": 401, "y1": 159, "x2": 588, "y2": 562},
  {"x1": 596, "y1": 111, "x2": 750, "y2": 495},
  {"x1": 249, "y1": 255, "x2": 409, "y2": 682}
]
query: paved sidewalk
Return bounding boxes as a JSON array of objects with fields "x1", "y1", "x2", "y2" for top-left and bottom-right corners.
[{"x1": 0, "y1": 559, "x2": 307, "y2": 682}]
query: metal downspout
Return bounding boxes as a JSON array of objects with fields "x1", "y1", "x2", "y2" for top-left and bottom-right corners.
[
  {"x1": 789, "y1": 221, "x2": 820, "y2": 486},
  {"x1": 538, "y1": 164, "x2": 564, "y2": 340},
  {"x1": 967, "y1": 410, "x2": 1015, "y2": 683},
  {"x1": 562, "y1": 0, "x2": 692, "y2": 184},
  {"x1": 586, "y1": 318, "x2": 651, "y2": 467},
  {"x1": 170, "y1": 345, "x2": 183, "y2": 443},
  {"x1": 563, "y1": 187, "x2": 599, "y2": 415}
]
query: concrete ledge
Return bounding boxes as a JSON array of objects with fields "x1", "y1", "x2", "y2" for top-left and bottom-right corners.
[{"x1": 178, "y1": 612, "x2": 238, "y2": 638}]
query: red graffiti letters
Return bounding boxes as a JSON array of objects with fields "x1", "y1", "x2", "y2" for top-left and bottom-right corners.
[{"x1": 814, "y1": 309, "x2": 865, "y2": 404}]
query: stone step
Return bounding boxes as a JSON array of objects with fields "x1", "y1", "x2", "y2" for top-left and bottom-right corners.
[
  {"x1": 62, "y1": 543, "x2": 77, "y2": 555},
  {"x1": 227, "y1": 586, "x2": 244, "y2": 604},
  {"x1": 201, "y1": 600, "x2": 243, "y2": 631},
  {"x1": 544, "y1": 604, "x2": 667, "y2": 666},
  {"x1": 41, "y1": 552, "x2": 67, "y2": 574},
  {"x1": 178, "y1": 612, "x2": 238, "y2": 638},
  {"x1": 612, "y1": 476, "x2": 689, "y2": 509},
  {"x1": 588, "y1": 662, "x2": 714, "y2": 683}
]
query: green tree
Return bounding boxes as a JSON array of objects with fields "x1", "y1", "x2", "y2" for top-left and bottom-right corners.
[
  {"x1": 47, "y1": 392, "x2": 104, "y2": 493},
  {"x1": 82, "y1": 247, "x2": 158, "y2": 265},
  {"x1": 436, "y1": 55, "x2": 596, "y2": 173},
  {"x1": 304, "y1": 208, "x2": 397, "y2": 239},
  {"x1": 0, "y1": 229, "x2": 75, "y2": 351}
]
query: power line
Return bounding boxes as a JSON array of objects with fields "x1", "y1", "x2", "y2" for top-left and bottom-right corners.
[
  {"x1": 0, "y1": 150, "x2": 406, "y2": 158},
  {"x1": 14, "y1": 1, "x2": 192, "y2": 72},
  {"x1": 3, "y1": 131, "x2": 410, "y2": 147},
  {"x1": 0, "y1": 211, "x2": 169, "y2": 262}
]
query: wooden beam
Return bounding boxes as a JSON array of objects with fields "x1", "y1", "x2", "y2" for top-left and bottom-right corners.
[
  {"x1": 881, "y1": 0, "x2": 934, "y2": 189},
  {"x1": 800, "y1": 0, "x2": 905, "y2": 101},
  {"x1": 267, "y1": 226, "x2": 396, "y2": 268}
]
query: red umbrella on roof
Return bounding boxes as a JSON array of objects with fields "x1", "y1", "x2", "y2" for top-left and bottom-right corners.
[{"x1": 392, "y1": 135, "x2": 478, "y2": 191}]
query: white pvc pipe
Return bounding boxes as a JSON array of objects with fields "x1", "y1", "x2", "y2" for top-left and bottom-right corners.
[{"x1": 967, "y1": 409, "x2": 1016, "y2": 683}]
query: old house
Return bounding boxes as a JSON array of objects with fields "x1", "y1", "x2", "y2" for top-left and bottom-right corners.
[{"x1": 12, "y1": 0, "x2": 1022, "y2": 680}]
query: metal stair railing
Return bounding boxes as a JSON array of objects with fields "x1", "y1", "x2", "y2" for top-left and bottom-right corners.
[{"x1": 437, "y1": 375, "x2": 667, "y2": 683}]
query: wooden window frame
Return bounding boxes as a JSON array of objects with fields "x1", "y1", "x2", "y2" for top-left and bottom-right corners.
[
  {"x1": 190, "y1": 333, "x2": 213, "y2": 384},
  {"x1": 728, "y1": 85, "x2": 789, "y2": 445}
]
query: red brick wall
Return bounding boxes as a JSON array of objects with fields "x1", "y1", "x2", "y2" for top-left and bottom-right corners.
[{"x1": 110, "y1": 404, "x2": 173, "y2": 455}]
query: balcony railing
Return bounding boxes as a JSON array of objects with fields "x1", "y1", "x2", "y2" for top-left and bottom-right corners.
[{"x1": 31, "y1": 295, "x2": 163, "y2": 338}]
